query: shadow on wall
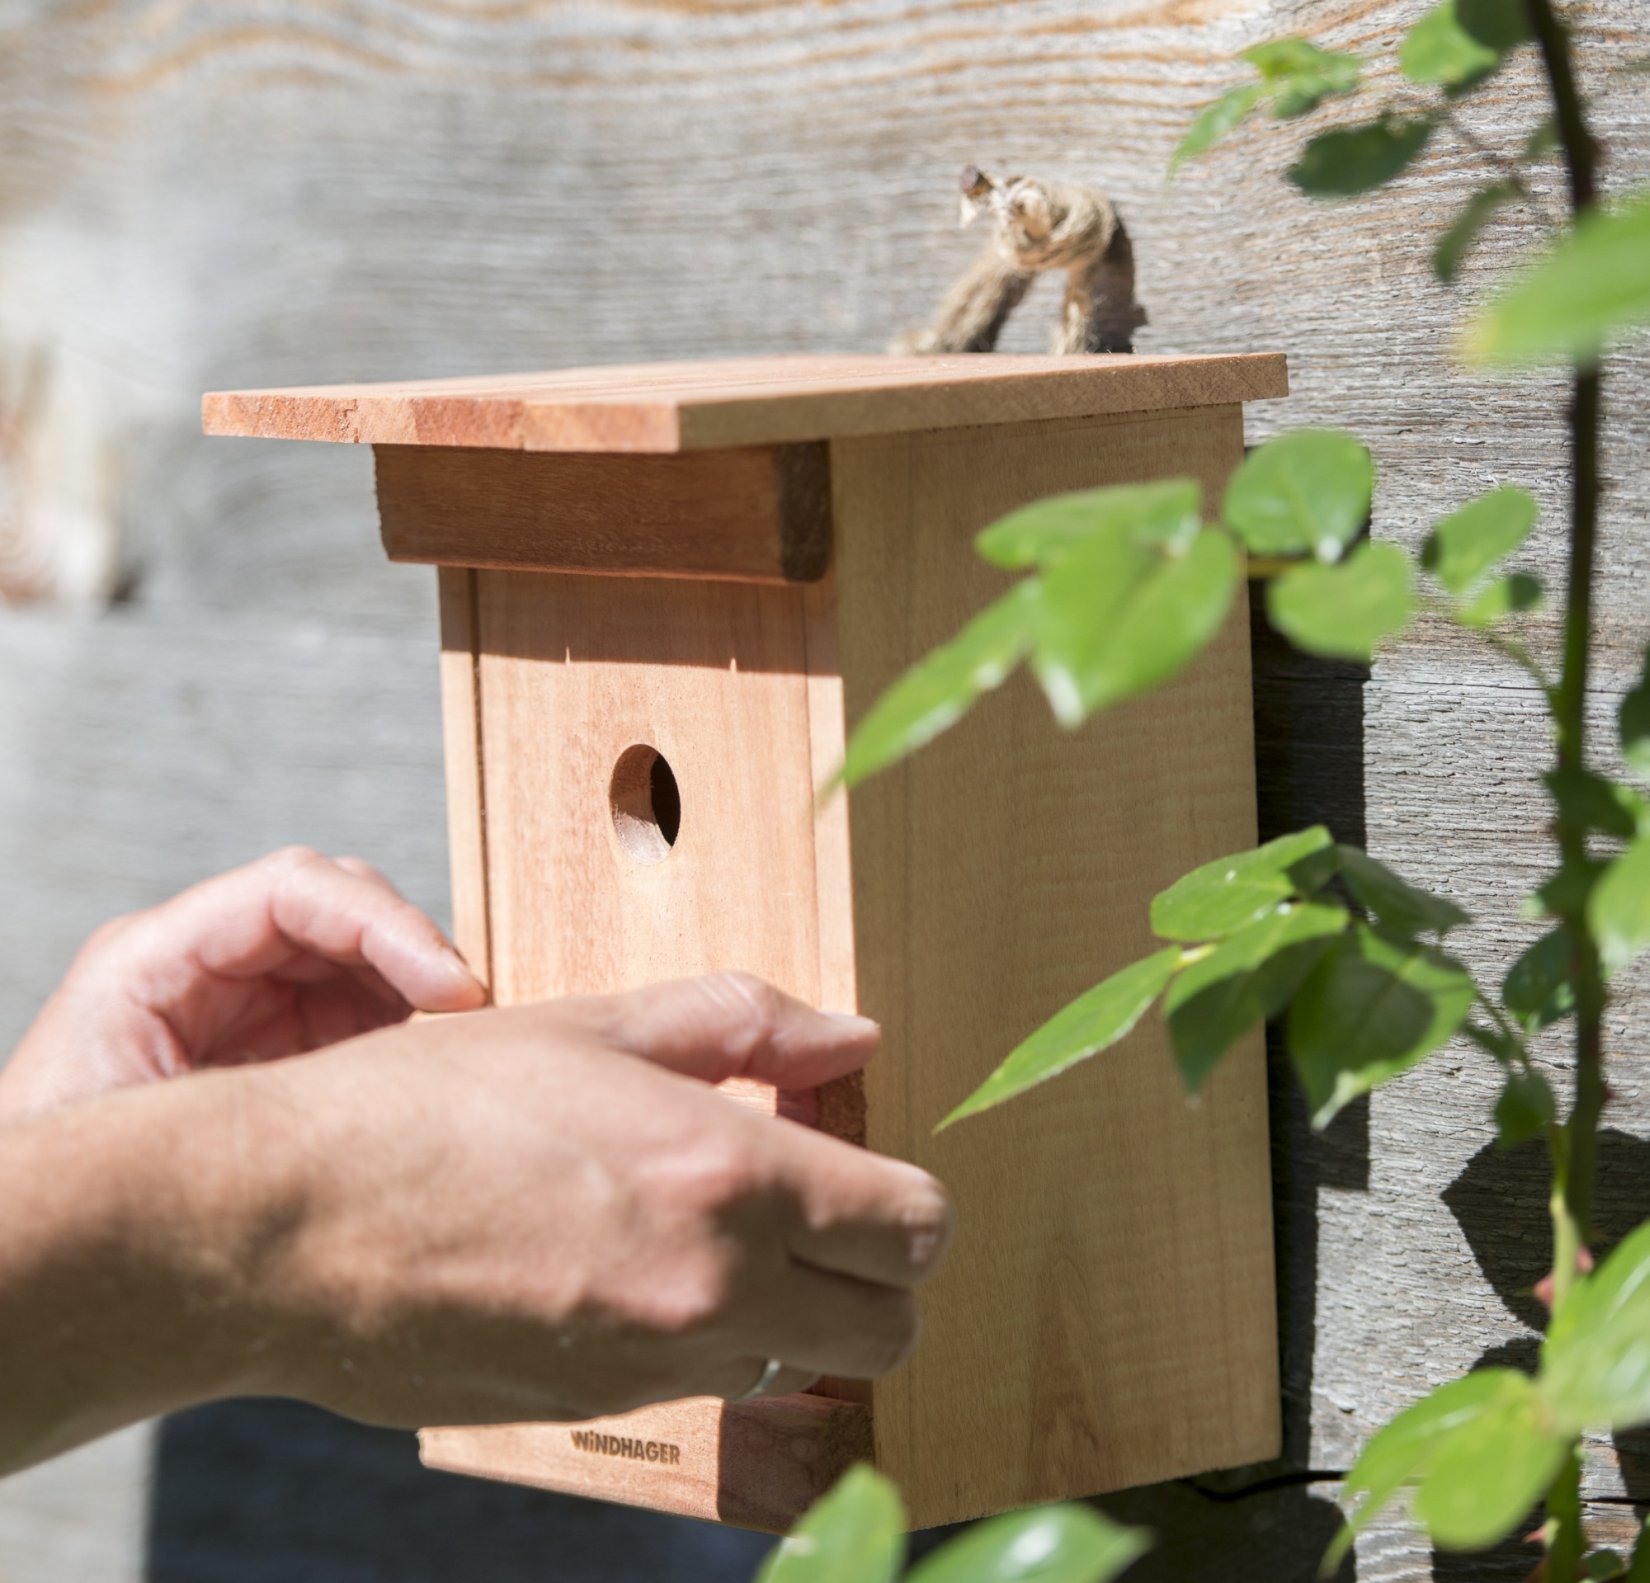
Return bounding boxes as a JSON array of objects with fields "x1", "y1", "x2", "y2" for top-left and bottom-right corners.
[
  {"x1": 1432, "y1": 1128, "x2": 1650, "y2": 1579},
  {"x1": 143, "y1": 1401, "x2": 772, "y2": 1583}
]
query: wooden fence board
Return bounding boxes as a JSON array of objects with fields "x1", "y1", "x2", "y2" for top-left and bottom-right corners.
[{"x1": 2, "y1": 0, "x2": 1648, "y2": 1575}]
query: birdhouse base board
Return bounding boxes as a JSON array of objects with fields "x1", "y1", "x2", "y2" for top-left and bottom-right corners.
[{"x1": 418, "y1": 1393, "x2": 871, "y2": 1533}]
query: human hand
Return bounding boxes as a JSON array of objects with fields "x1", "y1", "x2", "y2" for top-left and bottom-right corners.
[
  {"x1": 214, "y1": 974, "x2": 950, "y2": 1424},
  {"x1": 0, "y1": 846, "x2": 486, "y2": 1122}
]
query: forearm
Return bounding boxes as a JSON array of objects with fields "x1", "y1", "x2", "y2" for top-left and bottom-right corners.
[{"x1": 0, "y1": 1072, "x2": 288, "y2": 1474}]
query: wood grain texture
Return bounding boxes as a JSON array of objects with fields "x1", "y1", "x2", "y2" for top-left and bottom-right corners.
[
  {"x1": 205, "y1": 354, "x2": 1288, "y2": 453},
  {"x1": 378, "y1": 444, "x2": 832, "y2": 583},
  {"x1": 832, "y1": 406, "x2": 1279, "y2": 1526},
  {"x1": 4, "y1": 0, "x2": 1650, "y2": 1575},
  {"x1": 470, "y1": 571, "x2": 823, "y2": 1037},
  {"x1": 420, "y1": 1395, "x2": 872, "y2": 1534}
]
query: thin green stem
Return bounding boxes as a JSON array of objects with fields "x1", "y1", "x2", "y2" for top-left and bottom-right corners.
[
  {"x1": 1526, "y1": 0, "x2": 1607, "y2": 1253},
  {"x1": 1415, "y1": 589, "x2": 1557, "y2": 700},
  {"x1": 1483, "y1": 630, "x2": 1560, "y2": 704},
  {"x1": 1475, "y1": 990, "x2": 1533, "y2": 1067},
  {"x1": 1545, "y1": 1444, "x2": 1586, "y2": 1583},
  {"x1": 1526, "y1": 2, "x2": 1606, "y2": 1572},
  {"x1": 1437, "y1": 105, "x2": 1566, "y2": 228},
  {"x1": 1627, "y1": 1512, "x2": 1650, "y2": 1583}
]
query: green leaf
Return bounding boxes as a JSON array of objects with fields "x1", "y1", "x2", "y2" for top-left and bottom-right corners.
[
  {"x1": 906, "y1": 1503, "x2": 1151, "y2": 1583},
  {"x1": 1150, "y1": 826, "x2": 1338, "y2": 942},
  {"x1": 1495, "y1": 1067, "x2": 1556, "y2": 1147},
  {"x1": 1266, "y1": 541, "x2": 1415, "y2": 662},
  {"x1": 1243, "y1": 38, "x2": 1361, "y2": 86},
  {"x1": 1465, "y1": 1021, "x2": 1519, "y2": 1062},
  {"x1": 1325, "y1": 1370, "x2": 1550, "y2": 1572},
  {"x1": 1030, "y1": 527, "x2": 1238, "y2": 728},
  {"x1": 976, "y1": 482, "x2": 1200, "y2": 570},
  {"x1": 1239, "y1": 39, "x2": 1363, "y2": 118},
  {"x1": 939, "y1": 948, "x2": 1182, "y2": 1129},
  {"x1": 1412, "y1": 1374, "x2": 1567, "y2": 1550},
  {"x1": 1458, "y1": 571, "x2": 1543, "y2": 627},
  {"x1": 1337, "y1": 845, "x2": 1470, "y2": 938},
  {"x1": 1422, "y1": 487, "x2": 1538, "y2": 594},
  {"x1": 1542, "y1": 1221, "x2": 1650, "y2": 1434},
  {"x1": 758, "y1": 1465, "x2": 905, "y2": 1583},
  {"x1": 1434, "y1": 182, "x2": 1520, "y2": 282},
  {"x1": 837, "y1": 583, "x2": 1039, "y2": 789},
  {"x1": 1585, "y1": 1551, "x2": 1628, "y2": 1582},
  {"x1": 1629, "y1": 1515, "x2": 1650, "y2": 1583},
  {"x1": 1165, "y1": 901, "x2": 1348, "y2": 1091},
  {"x1": 1466, "y1": 187, "x2": 1650, "y2": 367},
  {"x1": 1524, "y1": 118, "x2": 1561, "y2": 159},
  {"x1": 1288, "y1": 924, "x2": 1475, "y2": 1127},
  {"x1": 1290, "y1": 117, "x2": 1433, "y2": 198},
  {"x1": 1588, "y1": 835, "x2": 1650, "y2": 974},
  {"x1": 1402, "y1": 2, "x2": 1503, "y2": 91},
  {"x1": 1546, "y1": 767, "x2": 1650, "y2": 841},
  {"x1": 1222, "y1": 430, "x2": 1375, "y2": 560},
  {"x1": 1455, "y1": 0, "x2": 1533, "y2": 50},
  {"x1": 1503, "y1": 926, "x2": 1576, "y2": 1032},
  {"x1": 1172, "y1": 84, "x2": 1269, "y2": 174},
  {"x1": 1528, "y1": 858, "x2": 1608, "y2": 921},
  {"x1": 1621, "y1": 653, "x2": 1650, "y2": 780}
]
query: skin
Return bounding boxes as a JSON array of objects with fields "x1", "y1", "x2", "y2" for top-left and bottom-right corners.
[{"x1": 0, "y1": 848, "x2": 952, "y2": 1477}]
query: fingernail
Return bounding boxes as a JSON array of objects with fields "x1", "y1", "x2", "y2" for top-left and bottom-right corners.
[
  {"x1": 823, "y1": 1010, "x2": 879, "y2": 1037},
  {"x1": 436, "y1": 951, "x2": 472, "y2": 981},
  {"x1": 437, "y1": 950, "x2": 487, "y2": 997}
]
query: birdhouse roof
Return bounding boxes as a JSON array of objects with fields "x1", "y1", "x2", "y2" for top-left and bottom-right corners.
[{"x1": 203, "y1": 353, "x2": 1286, "y2": 455}]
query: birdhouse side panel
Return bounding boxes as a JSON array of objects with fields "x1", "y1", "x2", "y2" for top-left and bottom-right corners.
[{"x1": 828, "y1": 406, "x2": 1280, "y2": 1528}]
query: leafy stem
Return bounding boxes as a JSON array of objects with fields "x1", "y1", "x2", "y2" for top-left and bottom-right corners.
[
  {"x1": 1482, "y1": 626, "x2": 1559, "y2": 701},
  {"x1": 1527, "y1": 0, "x2": 1606, "y2": 1575},
  {"x1": 1527, "y1": 0, "x2": 1607, "y2": 1265},
  {"x1": 1437, "y1": 103, "x2": 1564, "y2": 227}
]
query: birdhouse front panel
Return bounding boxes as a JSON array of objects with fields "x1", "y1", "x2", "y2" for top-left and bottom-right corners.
[{"x1": 204, "y1": 353, "x2": 1289, "y2": 1534}]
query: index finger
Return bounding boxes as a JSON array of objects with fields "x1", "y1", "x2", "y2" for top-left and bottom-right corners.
[
  {"x1": 149, "y1": 848, "x2": 487, "y2": 1013},
  {"x1": 549, "y1": 973, "x2": 882, "y2": 1091}
]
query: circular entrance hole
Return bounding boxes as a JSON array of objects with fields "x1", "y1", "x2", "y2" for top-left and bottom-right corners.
[{"x1": 609, "y1": 744, "x2": 681, "y2": 864}]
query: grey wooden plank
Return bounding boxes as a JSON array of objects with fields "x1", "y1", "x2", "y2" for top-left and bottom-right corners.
[
  {"x1": 2, "y1": 0, "x2": 1648, "y2": 1577},
  {"x1": 0, "y1": 606, "x2": 449, "y2": 1052}
]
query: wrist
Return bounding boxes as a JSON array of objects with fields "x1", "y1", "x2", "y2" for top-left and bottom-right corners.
[{"x1": 0, "y1": 1068, "x2": 310, "y2": 1471}]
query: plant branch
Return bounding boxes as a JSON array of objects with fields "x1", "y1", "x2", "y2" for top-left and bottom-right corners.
[
  {"x1": 1475, "y1": 990, "x2": 1533, "y2": 1067},
  {"x1": 1437, "y1": 105, "x2": 1565, "y2": 228},
  {"x1": 1526, "y1": 0, "x2": 1607, "y2": 1252},
  {"x1": 1527, "y1": 4, "x2": 1606, "y2": 1574}
]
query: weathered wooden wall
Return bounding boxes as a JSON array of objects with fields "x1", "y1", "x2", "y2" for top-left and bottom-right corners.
[{"x1": 2, "y1": 0, "x2": 1648, "y2": 1577}]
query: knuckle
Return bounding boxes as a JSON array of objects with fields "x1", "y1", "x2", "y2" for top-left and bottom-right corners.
[
  {"x1": 265, "y1": 844, "x2": 325, "y2": 875},
  {"x1": 706, "y1": 972, "x2": 783, "y2": 1047},
  {"x1": 82, "y1": 910, "x2": 141, "y2": 954},
  {"x1": 643, "y1": 1254, "x2": 738, "y2": 1341},
  {"x1": 662, "y1": 1130, "x2": 771, "y2": 1219},
  {"x1": 685, "y1": 1154, "x2": 765, "y2": 1223},
  {"x1": 69, "y1": 910, "x2": 146, "y2": 975}
]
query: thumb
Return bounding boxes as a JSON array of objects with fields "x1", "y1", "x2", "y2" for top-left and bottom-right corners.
[{"x1": 552, "y1": 973, "x2": 880, "y2": 1089}]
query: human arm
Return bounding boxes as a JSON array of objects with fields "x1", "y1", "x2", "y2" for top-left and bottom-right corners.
[{"x1": 0, "y1": 976, "x2": 951, "y2": 1477}]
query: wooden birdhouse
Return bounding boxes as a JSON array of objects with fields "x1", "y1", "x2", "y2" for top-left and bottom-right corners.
[{"x1": 204, "y1": 353, "x2": 1287, "y2": 1533}]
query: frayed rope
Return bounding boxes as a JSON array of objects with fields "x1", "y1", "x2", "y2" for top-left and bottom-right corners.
[{"x1": 895, "y1": 166, "x2": 1147, "y2": 356}]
